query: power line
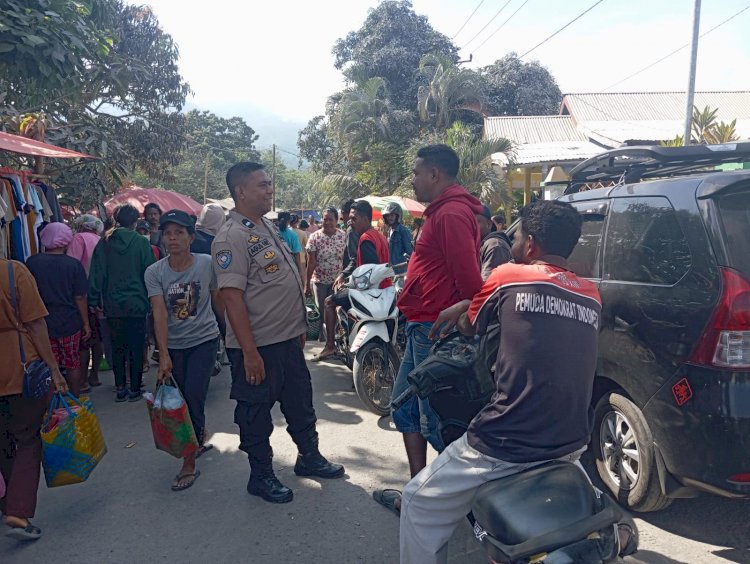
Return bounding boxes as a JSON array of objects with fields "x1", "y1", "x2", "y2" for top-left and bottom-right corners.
[
  {"x1": 519, "y1": 0, "x2": 605, "y2": 59},
  {"x1": 462, "y1": 0, "x2": 513, "y2": 49},
  {"x1": 603, "y1": 3, "x2": 750, "y2": 91},
  {"x1": 473, "y1": 0, "x2": 530, "y2": 55},
  {"x1": 452, "y1": 0, "x2": 486, "y2": 39}
]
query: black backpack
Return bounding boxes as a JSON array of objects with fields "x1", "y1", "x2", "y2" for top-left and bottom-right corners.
[{"x1": 407, "y1": 325, "x2": 501, "y2": 447}]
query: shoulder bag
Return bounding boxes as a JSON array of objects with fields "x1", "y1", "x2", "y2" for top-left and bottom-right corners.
[{"x1": 7, "y1": 261, "x2": 52, "y2": 399}]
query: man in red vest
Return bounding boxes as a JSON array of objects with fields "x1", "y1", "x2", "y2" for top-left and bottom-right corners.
[{"x1": 314, "y1": 199, "x2": 389, "y2": 361}]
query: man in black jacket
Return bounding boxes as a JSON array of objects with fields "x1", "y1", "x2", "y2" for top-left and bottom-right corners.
[{"x1": 477, "y1": 205, "x2": 512, "y2": 280}]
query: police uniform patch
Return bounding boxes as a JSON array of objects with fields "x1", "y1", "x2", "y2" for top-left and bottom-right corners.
[
  {"x1": 215, "y1": 250, "x2": 232, "y2": 269},
  {"x1": 263, "y1": 250, "x2": 275, "y2": 260},
  {"x1": 265, "y1": 264, "x2": 279, "y2": 274},
  {"x1": 248, "y1": 238, "x2": 272, "y2": 256},
  {"x1": 248, "y1": 234, "x2": 260, "y2": 244}
]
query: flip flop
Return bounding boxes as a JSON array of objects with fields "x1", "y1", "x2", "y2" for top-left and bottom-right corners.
[
  {"x1": 618, "y1": 522, "x2": 639, "y2": 557},
  {"x1": 171, "y1": 470, "x2": 201, "y2": 491},
  {"x1": 311, "y1": 351, "x2": 337, "y2": 363},
  {"x1": 373, "y1": 489, "x2": 401, "y2": 516},
  {"x1": 5, "y1": 522, "x2": 42, "y2": 541},
  {"x1": 196, "y1": 444, "x2": 214, "y2": 459}
]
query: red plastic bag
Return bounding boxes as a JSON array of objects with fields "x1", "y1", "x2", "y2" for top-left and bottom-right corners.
[{"x1": 145, "y1": 379, "x2": 198, "y2": 459}]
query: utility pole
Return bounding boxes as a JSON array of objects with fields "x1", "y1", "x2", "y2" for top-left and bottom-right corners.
[
  {"x1": 271, "y1": 143, "x2": 276, "y2": 210},
  {"x1": 203, "y1": 149, "x2": 211, "y2": 204},
  {"x1": 683, "y1": 0, "x2": 701, "y2": 146}
]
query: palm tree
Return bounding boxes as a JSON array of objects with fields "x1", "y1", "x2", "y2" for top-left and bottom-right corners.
[
  {"x1": 336, "y1": 77, "x2": 392, "y2": 161},
  {"x1": 447, "y1": 122, "x2": 515, "y2": 222},
  {"x1": 417, "y1": 54, "x2": 486, "y2": 130}
]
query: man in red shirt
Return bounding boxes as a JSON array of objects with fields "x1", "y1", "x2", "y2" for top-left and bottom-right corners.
[
  {"x1": 315, "y1": 199, "x2": 390, "y2": 361},
  {"x1": 373, "y1": 144, "x2": 483, "y2": 516}
]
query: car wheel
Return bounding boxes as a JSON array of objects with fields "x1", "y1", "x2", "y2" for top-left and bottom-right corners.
[{"x1": 593, "y1": 391, "x2": 672, "y2": 512}]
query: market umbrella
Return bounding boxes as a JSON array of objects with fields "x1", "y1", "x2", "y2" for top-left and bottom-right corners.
[
  {"x1": 103, "y1": 187, "x2": 203, "y2": 217},
  {"x1": 360, "y1": 195, "x2": 426, "y2": 221},
  {"x1": 0, "y1": 131, "x2": 96, "y2": 159}
]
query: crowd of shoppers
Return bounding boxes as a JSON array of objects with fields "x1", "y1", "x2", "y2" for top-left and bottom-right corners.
[{"x1": 2, "y1": 144, "x2": 567, "y2": 558}]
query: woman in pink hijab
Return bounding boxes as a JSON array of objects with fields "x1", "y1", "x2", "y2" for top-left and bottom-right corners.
[{"x1": 67, "y1": 214, "x2": 104, "y2": 275}]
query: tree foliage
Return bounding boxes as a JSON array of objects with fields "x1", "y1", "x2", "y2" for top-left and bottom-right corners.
[
  {"x1": 298, "y1": 4, "x2": 570, "y2": 215},
  {"x1": 0, "y1": 1, "x2": 190, "y2": 208},
  {"x1": 332, "y1": 0, "x2": 458, "y2": 112},
  {"x1": 132, "y1": 110, "x2": 260, "y2": 202},
  {"x1": 479, "y1": 53, "x2": 562, "y2": 116},
  {"x1": 661, "y1": 105, "x2": 740, "y2": 147},
  {"x1": 417, "y1": 54, "x2": 486, "y2": 130}
]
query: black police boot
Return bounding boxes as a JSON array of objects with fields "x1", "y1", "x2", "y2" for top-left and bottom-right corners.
[
  {"x1": 294, "y1": 451, "x2": 345, "y2": 479},
  {"x1": 247, "y1": 461, "x2": 293, "y2": 504}
]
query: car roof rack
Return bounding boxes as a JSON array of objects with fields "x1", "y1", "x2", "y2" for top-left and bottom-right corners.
[{"x1": 564, "y1": 142, "x2": 750, "y2": 194}]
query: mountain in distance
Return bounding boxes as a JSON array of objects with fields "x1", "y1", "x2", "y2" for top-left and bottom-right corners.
[{"x1": 185, "y1": 100, "x2": 307, "y2": 167}]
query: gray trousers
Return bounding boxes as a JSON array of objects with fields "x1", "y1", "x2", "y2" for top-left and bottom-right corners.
[{"x1": 400, "y1": 433, "x2": 587, "y2": 564}]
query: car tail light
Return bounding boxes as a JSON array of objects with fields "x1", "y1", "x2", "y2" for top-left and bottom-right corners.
[
  {"x1": 728, "y1": 473, "x2": 750, "y2": 483},
  {"x1": 690, "y1": 268, "x2": 750, "y2": 369}
]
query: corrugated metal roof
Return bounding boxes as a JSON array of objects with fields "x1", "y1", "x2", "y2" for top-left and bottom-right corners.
[
  {"x1": 484, "y1": 115, "x2": 588, "y2": 143},
  {"x1": 562, "y1": 91, "x2": 750, "y2": 121},
  {"x1": 492, "y1": 141, "x2": 605, "y2": 166}
]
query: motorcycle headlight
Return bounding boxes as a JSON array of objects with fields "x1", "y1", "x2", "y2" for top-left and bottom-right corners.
[{"x1": 353, "y1": 273, "x2": 371, "y2": 290}]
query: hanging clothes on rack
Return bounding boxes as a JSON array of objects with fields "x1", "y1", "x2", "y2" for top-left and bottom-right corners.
[{"x1": 0, "y1": 167, "x2": 63, "y2": 261}]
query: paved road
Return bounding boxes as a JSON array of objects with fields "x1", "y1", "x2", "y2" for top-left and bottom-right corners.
[{"x1": 1, "y1": 343, "x2": 748, "y2": 563}]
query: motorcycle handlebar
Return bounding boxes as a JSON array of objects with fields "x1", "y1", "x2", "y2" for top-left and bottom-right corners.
[{"x1": 390, "y1": 384, "x2": 417, "y2": 410}]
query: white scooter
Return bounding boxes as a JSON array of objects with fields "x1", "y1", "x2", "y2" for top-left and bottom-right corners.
[{"x1": 335, "y1": 263, "x2": 401, "y2": 416}]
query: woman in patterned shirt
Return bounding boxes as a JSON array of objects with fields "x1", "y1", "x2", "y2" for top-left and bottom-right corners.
[{"x1": 304, "y1": 208, "x2": 346, "y2": 316}]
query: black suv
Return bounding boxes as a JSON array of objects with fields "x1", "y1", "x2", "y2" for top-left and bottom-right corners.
[{"x1": 548, "y1": 144, "x2": 750, "y2": 512}]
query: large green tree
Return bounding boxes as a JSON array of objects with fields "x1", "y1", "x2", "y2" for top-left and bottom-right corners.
[
  {"x1": 480, "y1": 53, "x2": 562, "y2": 116},
  {"x1": 0, "y1": 1, "x2": 190, "y2": 208},
  {"x1": 332, "y1": 0, "x2": 458, "y2": 112}
]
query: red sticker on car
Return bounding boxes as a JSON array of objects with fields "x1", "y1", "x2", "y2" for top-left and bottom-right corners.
[{"x1": 672, "y1": 378, "x2": 693, "y2": 406}]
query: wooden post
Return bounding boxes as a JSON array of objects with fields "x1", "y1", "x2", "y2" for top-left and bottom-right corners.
[{"x1": 523, "y1": 167, "x2": 532, "y2": 206}]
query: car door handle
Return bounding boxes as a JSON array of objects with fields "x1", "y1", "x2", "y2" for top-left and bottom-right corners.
[{"x1": 614, "y1": 316, "x2": 638, "y2": 332}]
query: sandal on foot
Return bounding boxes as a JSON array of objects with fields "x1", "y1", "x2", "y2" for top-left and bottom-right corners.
[
  {"x1": 373, "y1": 489, "x2": 401, "y2": 516},
  {"x1": 196, "y1": 444, "x2": 214, "y2": 459},
  {"x1": 618, "y1": 522, "x2": 639, "y2": 557},
  {"x1": 5, "y1": 522, "x2": 42, "y2": 541},
  {"x1": 311, "y1": 351, "x2": 336, "y2": 363},
  {"x1": 171, "y1": 470, "x2": 201, "y2": 491}
]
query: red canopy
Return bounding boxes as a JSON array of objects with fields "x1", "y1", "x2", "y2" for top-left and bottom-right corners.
[
  {"x1": 103, "y1": 187, "x2": 203, "y2": 217},
  {"x1": 0, "y1": 131, "x2": 96, "y2": 159}
]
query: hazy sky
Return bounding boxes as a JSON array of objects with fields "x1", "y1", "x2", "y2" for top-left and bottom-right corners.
[{"x1": 143, "y1": 0, "x2": 750, "y2": 147}]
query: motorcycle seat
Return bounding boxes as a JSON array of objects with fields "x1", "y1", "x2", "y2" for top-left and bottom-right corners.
[{"x1": 471, "y1": 461, "x2": 621, "y2": 561}]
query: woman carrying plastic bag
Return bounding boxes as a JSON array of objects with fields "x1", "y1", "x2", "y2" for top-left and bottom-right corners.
[
  {"x1": 144, "y1": 377, "x2": 198, "y2": 459},
  {"x1": 1, "y1": 258, "x2": 69, "y2": 542},
  {"x1": 144, "y1": 210, "x2": 221, "y2": 491}
]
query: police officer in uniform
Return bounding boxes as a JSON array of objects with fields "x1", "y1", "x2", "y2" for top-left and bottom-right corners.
[{"x1": 212, "y1": 162, "x2": 345, "y2": 504}]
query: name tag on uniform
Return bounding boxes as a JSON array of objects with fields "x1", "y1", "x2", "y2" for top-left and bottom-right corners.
[{"x1": 248, "y1": 238, "x2": 272, "y2": 256}]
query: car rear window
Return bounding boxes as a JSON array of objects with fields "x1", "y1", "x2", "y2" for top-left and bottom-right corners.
[{"x1": 717, "y1": 190, "x2": 750, "y2": 276}]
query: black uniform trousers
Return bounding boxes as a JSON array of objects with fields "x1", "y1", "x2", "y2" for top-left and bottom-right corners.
[{"x1": 227, "y1": 338, "x2": 318, "y2": 468}]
